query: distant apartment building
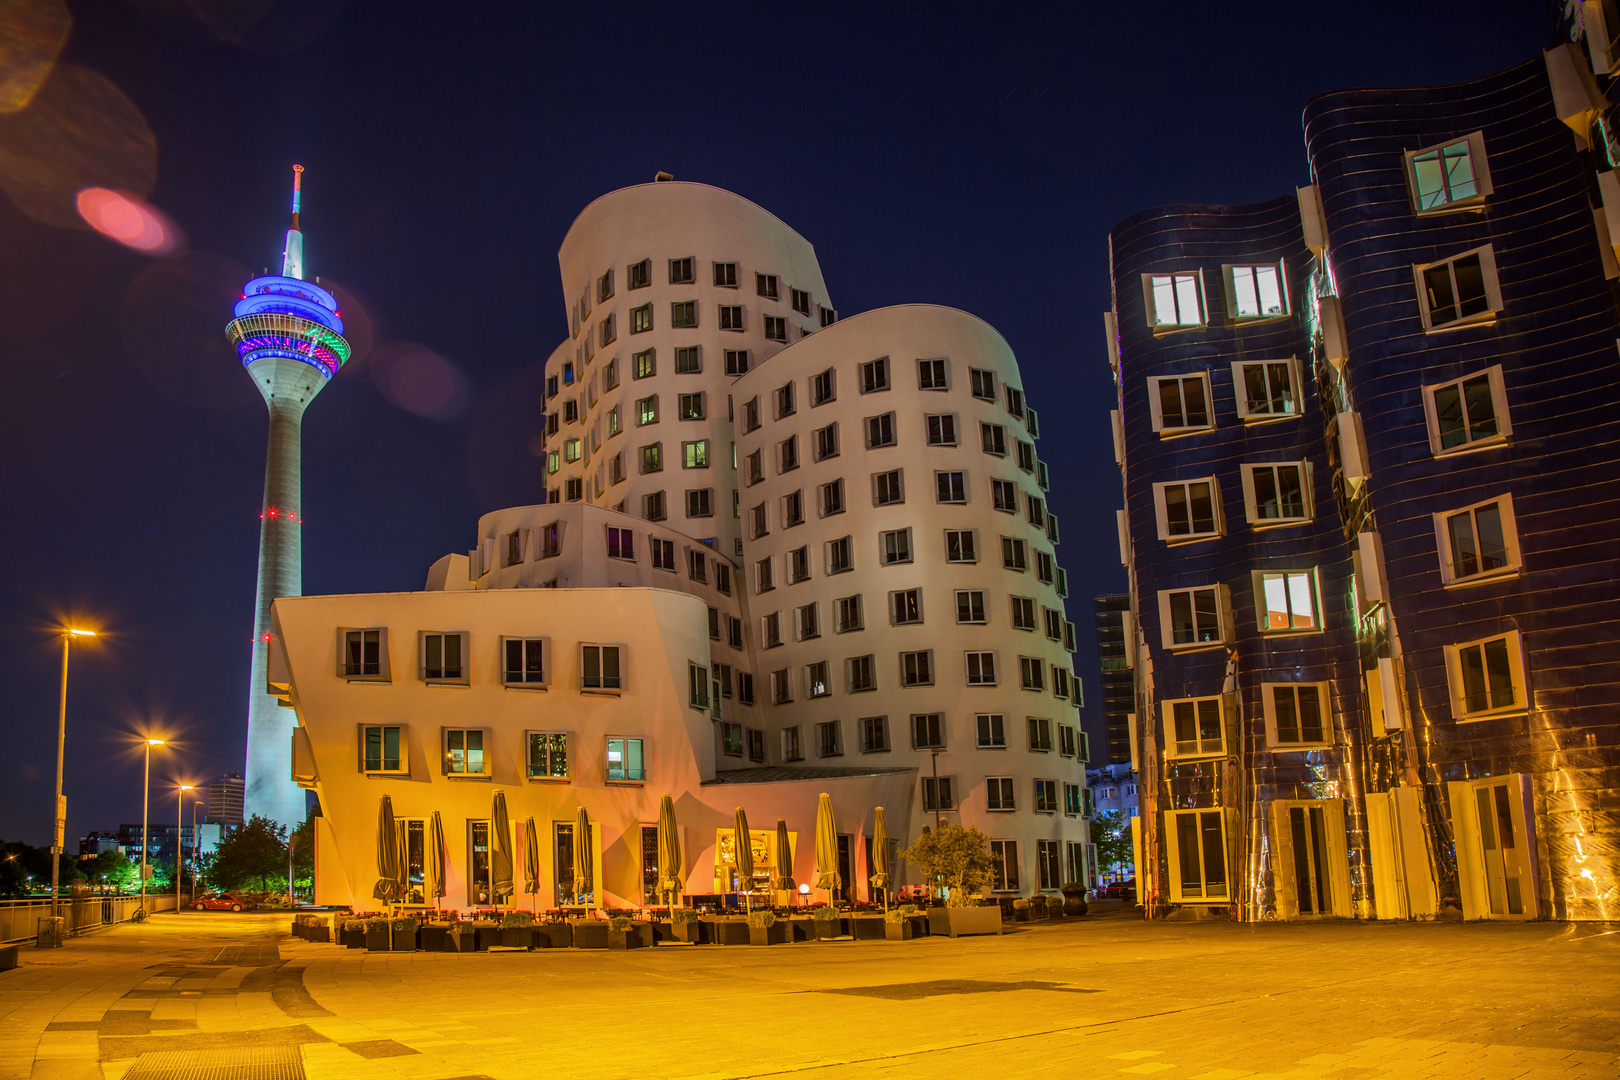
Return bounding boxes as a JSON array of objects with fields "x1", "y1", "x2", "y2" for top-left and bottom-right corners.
[
  {"x1": 1108, "y1": 35, "x2": 1620, "y2": 922},
  {"x1": 1091, "y1": 594, "x2": 1133, "y2": 765},
  {"x1": 206, "y1": 771, "x2": 245, "y2": 828}
]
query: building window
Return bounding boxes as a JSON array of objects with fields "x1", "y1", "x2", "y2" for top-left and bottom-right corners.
[
  {"x1": 1010, "y1": 596, "x2": 1036, "y2": 632},
  {"x1": 757, "y1": 273, "x2": 779, "y2": 299},
  {"x1": 1159, "y1": 585, "x2": 1225, "y2": 648},
  {"x1": 826, "y1": 535, "x2": 853, "y2": 574},
  {"x1": 992, "y1": 479, "x2": 1018, "y2": 513},
  {"x1": 1253, "y1": 569, "x2": 1320, "y2": 633},
  {"x1": 643, "y1": 490, "x2": 666, "y2": 521},
  {"x1": 1263, "y1": 683, "x2": 1329, "y2": 748},
  {"x1": 565, "y1": 478, "x2": 584, "y2": 502},
  {"x1": 738, "y1": 672, "x2": 755, "y2": 705},
  {"x1": 717, "y1": 562, "x2": 732, "y2": 596},
  {"x1": 747, "y1": 728, "x2": 765, "y2": 762},
  {"x1": 683, "y1": 440, "x2": 709, "y2": 468},
  {"x1": 1167, "y1": 809, "x2": 1228, "y2": 902},
  {"x1": 1422, "y1": 365, "x2": 1511, "y2": 455},
  {"x1": 605, "y1": 736, "x2": 645, "y2": 782},
  {"x1": 835, "y1": 594, "x2": 863, "y2": 633},
  {"x1": 913, "y1": 713, "x2": 944, "y2": 749},
  {"x1": 1043, "y1": 607, "x2": 1064, "y2": 642},
  {"x1": 783, "y1": 490, "x2": 805, "y2": 528},
  {"x1": 726, "y1": 614, "x2": 742, "y2": 648},
  {"x1": 819, "y1": 305, "x2": 836, "y2": 326},
  {"x1": 859, "y1": 715, "x2": 887, "y2": 752},
  {"x1": 672, "y1": 345, "x2": 701, "y2": 375},
  {"x1": 813, "y1": 422, "x2": 839, "y2": 461},
  {"x1": 762, "y1": 612, "x2": 783, "y2": 649},
  {"x1": 687, "y1": 488, "x2": 714, "y2": 518},
  {"x1": 1223, "y1": 262, "x2": 1288, "y2": 320},
  {"x1": 782, "y1": 726, "x2": 802, "y2": 762},
  {"x1": 866, "y1": 412, "x2": 896, "y2": 448},
  {"x1": 889, "y1": 588, "x2": 922, "y2": 626},
  {"x1": 444, "y1": 728, "x2": 489, "y2": 777},
  {"x1": 1148, "y1": 373, "x2": 1213, "y2": 434},
  {"x1": 848, "y1": 654, "x2": 876, "y2": 693},
  {"x1": 817, "y1": 720, "x2": 842, "y2": 756},
  {"x1": 989, "y1": 839, "x2": 1019, "y2": 891},
  {"x1": 986, "y1": 777, "x2": 1016, "y2": 812},
  {"x1": 945, "y1": 529, "x2": 977, "y2": 563},
  {"x1": 636, "y1": 396, "x2": 661, "y2": 426},
  {"x1": 956, "y1": 589, "x2": 986, "y2": 625},
  {"x1": 1063, "y1": 782, "x2": 1082, "y2": 816},
  {"x1": 720, "y1": 722, "x2": 743, "y2": 757},
  {"x1": 790, "y1": 287, "x2": 812, "y2": 316},
  {"x1": 779, "y1": 435, "x2": 799, "y2": 473},
  {"x1": 1435, "y1": 494, "x2": 1521, "y2": 585},
  {"x1": 713, "y1": 261, "x2": 737, "y2": 288},
  {"x1": 1028, "y1": 716, "x2": 1053, "y2": 752},
  {"x1": 525, "y1": 731, "x2": 567, "y2": 779},
  {"x1": 1240, "y1": 462, "x2": 1311, "y2": 526},
  {"x1": 651, "y1": 537, "x2": 676, "y2": 571},
  {"x1": 1004, "y1": 386, "x2": 1025, "y2": 419},
  {"x1": 1143, "y1": 271, "x2": 1206, "y2": 331},
  {"x1": 1053, "y1": 667, "x2": 1073, "y2": 700},
  {"x1": 633, "y1": 348, "x2": 656, "y2": 380},
  {"x1": 607, "y1": 527, "x2": 635, "y2": 561},
  {"x1": 627, "y1": 258, "x2": 651, "y2": 290},
  {"x1": 970, "y1": 367, "x2": 996, "y2": 400},
  {"x1": 860, "y1": 356, "x2": 890, "y2": 393},
  {"x1": 821, "y1": 478, "x2": 845, "y2": 517},
  {"x1": 581, "y1": 644, "x2": 623, "y2": 691},
  {"x1": 1415, "y1": 246, "x2": 1501, "y2": 332},
  {"x1": 724, "y1": 348, "x2": 749, "y2": 374},
  {"x1": 923, "y1": 776, "x2": 955, "y2": 812},
  {"x1": 1405, "y1": 131, "x2": 1490, "y2": 214},
  {"x1": 786, "y1": 545, "x2": 810, "y2": 583},
  {"x1": 677, "y1": 392, "x2": 705, "y2": 421},
  {"x1": 502, "y1": 638, "x2": 547, "y2": 687},
  {"x1": 1445, "y1": 630, "x2": 1528, "y2": 721},
  {"x1": 1059, "y1": 724, "x2": 1078, "y2": 758},
  {"x1": 630, "y1": 303, "x2": 653, "y2": 334},
  {"x1": 1019, "y1": 657, "x2": 1045, "y2": 692},
  {"x1": 597, "y1": 269, "x2": 614, "y2": 302},
  {"x1": 764, "y1": 316, "x2": 787, "y2": 341},
  {"x1": 361, "y1": 724, "x2": 406, "y2": 773},
  {"x1": 976, "y1": 713, "x2": 1006, "y2": 748},
  {"x1": 770, "y1": 668, "x2": 792, "y2": 704},
  {"x1": 1166, "y1": 696, "x2": 1224, "y2": 758},
  {"x1": 688, "y1": 663, "x2": 710, "y2": 710},
  {"x1": 1151, "y1": 478, "x2": 1220, "y2": 542},
  {"x1": 981, "y1": 422, "x2": 1007, "y2": 456},
  {"x1": 880, "y1": 528, "x2": 912, "y2": 565},
  {"x1": 811, "y1": 368, "x2": 836, "y2": 406},
  {"x1": 795, "y1": 602, "x2": 820, "y2": 641},
  {"x1": 1002, "y1": 536, "x2": 1028, "y2": 572},
  {"x1": 1232, "y1": 359, "x2": 1301, "y2": 421},
  {"x1": 900, "y1": 650, "x2": 933, "y2": 687},
  {"x1": 965, "y1": 651, "x2": 997, "y2": 686},
  {"x1": 756, "y1": 556, "x2": 774, "y2": 594},
  {"x1": 870, "y1": 468, "x2": 905, "y2": 506},
  {"x1": 925, "y1": 414, "x2": 958, "y2": 447},
  {"x1": 599, "y1": 314, "x2": 616, "y2": 347},
  {"x1": 936, "y1": 471, "x2": 967, "y2": 504},
  {"x1": 418, "y1": 631, "x2": 467, "y2": 682},
  {"x1": 668, "y1": 256, "x2": 695, "y2": 284},
  {"x1": 917, "y1": 358, "x2": 948, "y2": 390},
  {"x1": 670, "y1": 300, "x2": 698, "y2": 328},
  {"x1": 1034, "y1": 780, "x2": 1059, "y2": 815}
]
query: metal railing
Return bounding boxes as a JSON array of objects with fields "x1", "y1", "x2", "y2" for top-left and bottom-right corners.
[{"x1": 0, "y1": 894, "x2": 177, "y2": 945}]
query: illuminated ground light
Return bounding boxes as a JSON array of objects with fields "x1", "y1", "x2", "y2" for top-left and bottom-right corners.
[{"x1": 75, "y1": 187, "x2": 181, "y2": 254}]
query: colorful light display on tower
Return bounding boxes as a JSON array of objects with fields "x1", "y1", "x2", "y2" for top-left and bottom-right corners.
[{"x1": 228, "y1": 165, "x2": 348, "y2": 830}]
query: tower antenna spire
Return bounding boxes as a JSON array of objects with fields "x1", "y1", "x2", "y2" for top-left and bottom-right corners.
[{"x1": 281, "y1": 164, "x2": 305, "y2": 280}]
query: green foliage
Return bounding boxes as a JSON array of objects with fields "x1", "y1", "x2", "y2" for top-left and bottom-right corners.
[
  {"x1": 289, "y1": 818, "x2": 315, "y2": 894},
  {"x1": 364, "y1": 917, "x2": 390, "y2": 932},
  {"x1": 884, "y1": 908, "x2": 905, "y2": 923},
  {"x1": 609, "y1": 916, "x2": 633, "y2": 931},
  {"x1": 746, "y1": 910, "x2": 776, "y2": 929},
  {"x1": 1092, "y1": 811, "x2": 1134, "y2": 874},
  {"x1": 389, "y1": 916, "x2": 418, "y2": 932},
  {"x1": 87, "y1": 850, "x2": 138, "y2": 893},
  {"x1": 670, "y1": 907, "x2": 700, "y2": 925},
  {"x1": 499, "y1": 911, "x2": 534, "y2": 929},
  {"x1": 199, "y1": 815, "x2": 289, "y2": 894},
  {"x1": 1012, "y1": 898, "x2": 1030, "y2": 910},
  {"x1": 899, "y1": 825, "x2": 997, "y2": 907},
  {"x1": 342, "y1": 918, "x2": 368, "y2": 932},
  {"x1": 898, "y1": 903, "x2": 920, "y2": 916},
  {"x1": 447, "y1": 921, "x2": 474, "y2": 936},
  {"x1": 811, "y1": 904, "x2": 838, "y2": 921}
]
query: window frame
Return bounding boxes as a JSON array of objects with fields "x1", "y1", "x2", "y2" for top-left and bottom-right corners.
[
  {"x1": 1413, "y1": 245, "x2": 1502, "y2": 333},
  {"x1": 605, "y1": 735, "x2": 645, "y2": 783},
  {"x1": 419, "y1": 630, "x2": 469, "y2": 685},
  {"x1": 359, "y1": 723, "x2": 408, "y2": 775},
  {"x1": 1433, "y1": 493, "x2": 1522, "y2": 586},
  {"x1": 1163, "y1": 696, "x2": 1226, "y2": 760},
  {"x1": 1156, "y1": 585, "x2": 1229, "y2": 650},
  {"x1": 524, "y1": 730, "x2": 569, "y2": 781},
  {"x1": 1165, "y1": 808, "x2": 1230, "y2": 903},
  {"x1": 1443, "y1": 629, "x2": 1529, "y2": 722},
  {"x1": 858, "y1": 714, "x2": 888, "y2": 753},
  {"x1": 1142, "y1": 270, "x2": 1207, "y2": 332},
  {"x1": 965, "y1": 650, "x2": 997, "y2": 687},
  {"x1": 985, "y1": 776, "x2": 1016, "y2": 812},
  {"x1": 1404, "y1": 131, "x2": 1492, "y2": 215},
  {"x1": 1421, "y1": 365, "x2": 1512, "y2": 457},
  {"x1": 442, "y1": 726, "x2": 493, "y2": 779},
  {"x1": 1261, "y1": 681, "x2": 1332, "y2": 749},
  {"x1": 580, "y1": 643, "x2": 625, "y2": 694},
  {"x1": 1251, "y1": 568, "x2": 1323, "y2": 635},
  {"x1": 501, "y1": 636, "x2": 549, "y2": 689},
  {"x1": 1229, "y1": 358, "x2": 1303, "y2": 422},
  {"x1": 340, "y1": 627, "x2": 390, "y2": 681},
  {"x1": 976, "y1": 713, "x2": 1006, "y2": 749},
  {"x1": 1239, "y1": 461, "x2": 1313, "y2": 528},
  {"x1": 1151, "y1": 477, "x2": 1223, "y2": 544},
  {"x1": 1221, "y1": 261, "x2": 1290, "y2": 322},
  {"x1": 899, "y1": 649, "x2": 934, "y2": 688},
  {"x1": 1146, "y1": 373, "x2": 1214, "y2": 435}
]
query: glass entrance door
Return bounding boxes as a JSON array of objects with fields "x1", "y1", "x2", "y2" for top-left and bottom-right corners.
[
  {"x1": 1475, "y1": 781, "x2": 1527, "y2": 917},
  {"x1": 1287, "y1": 805, "x2": 1331, "y2": 915}
]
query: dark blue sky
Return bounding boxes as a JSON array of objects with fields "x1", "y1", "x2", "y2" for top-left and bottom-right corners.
[{"x1": 0, "y1": 0, "x2": 1550, "y2": 843}]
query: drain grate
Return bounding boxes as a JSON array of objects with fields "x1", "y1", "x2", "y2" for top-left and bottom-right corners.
[
  {"x1": 814, "y1": 978, "x2": 1100, "y2": 1000},
  {"x1": 122, "y1": 1045, "x2": 303, "y2": 1080},
  {"x1": 214, "y1": 945, "x2": 281, "y2": 966}
]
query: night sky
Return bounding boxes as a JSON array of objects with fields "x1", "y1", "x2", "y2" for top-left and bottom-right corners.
[{"x1": 0, "y1": 0, "x2": 1550, "y2": 845}]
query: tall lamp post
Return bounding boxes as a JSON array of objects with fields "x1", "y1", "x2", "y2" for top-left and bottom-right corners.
[
  {"x1": 48, "y1": 626, "x2": 96, "y2": 939},
  {"x1": 140, "y1": 739, "x2": 165, "y2": 914},
  {"x1": 175, "y1": 784, "x2": 193, "y2": 913},
  {"x1": 191, "y1": 799, "x2": 203, "y2": 903}
]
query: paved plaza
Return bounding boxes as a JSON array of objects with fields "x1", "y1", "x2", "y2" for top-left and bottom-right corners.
[{"x1": 1, "y1": 903, "x2": 1616, "y2": 1080}]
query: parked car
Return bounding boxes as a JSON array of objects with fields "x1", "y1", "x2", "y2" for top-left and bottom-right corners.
[
  {"x1": 191, "y1": 892, "x2": 256, "y2": 911},
  {"x1": 1101, "y1": 878, "x2": 1137, "y2": 902}
]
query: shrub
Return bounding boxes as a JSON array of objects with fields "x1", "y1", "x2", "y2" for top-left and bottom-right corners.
[
  {"x1": 364, "y1": 917, "x2": 390, "y2": 932},
  {"x1": 499, "y1": 911, "x2": 534, "y2": 929},
  {"x1": 898, "y1": 904, "x2": 920, "y2": 916},
  {"x1": 1012, "y1": 899, "x2": 1029, "y2": 911},
  {"x1": 1060, "y1": 881, "x2": 1087, "y2": 892},
  {"x1": 746, "y1": 910, "x2": 776, "y2": 929},
  {"x1": 389, "y1": 916, "x2": 418, "y2": 932},
  {"x1": 811, "y1": 904, "x2": 839, "y2": 921},
  {"x1": 671, "y1": 908, "x2": 700, "y2": 925},
  {"x1": 447, "y1": 921, "x2": 474, "y2": 935},
  {"x1": 342, "y1": 918, "x2": 367, "y2": 933},
  {"x1": 884, "y1": 908, "x2": 906, "y2": 923},
  {"x1": 899, "y1": 825, "x2": 997, "y2": 908},
  {"x1": 609, "y1": 916, "x2": 633, "y2": 931}
]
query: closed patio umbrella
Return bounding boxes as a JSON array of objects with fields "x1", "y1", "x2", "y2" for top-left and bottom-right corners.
[
  {"x1": 426, "y1": 811, "x2": 446, "y2": 909},
  {"x1": 814, "y1": 792, "x2": 841, "y2": 905},
  {"x1": 773, "y1": 819, "x2": 795, "y2": 894},
  {"x1": 733, "y1": 806, "x2": 754, "y2": 911},
  {"x1": 573, "y1": 805, "x2": 593, "y2": 906},
  {"x1": 372, "y1": 794, "x2": 400, "y2": 904},
  {"x1": 657, "y1": 794, "x2": 682, "y2": 908},
  {"x1": 870, "y1": 806, "x2": 891, "y2": 909},
  {"x1": 523, "y1": 816, "x2": 540, "y2": 911},
  {"x1": 491, "y1": 791, "x2": 514, "y2": 906}
]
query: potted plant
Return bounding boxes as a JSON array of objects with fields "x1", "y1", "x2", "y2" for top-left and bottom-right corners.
[
  {"x1": 747, "y1": 910, "x2": 787, "y2": 945},
  {"x1": 1012, "y1": 898, "x2": 1030, "y2": 923},
  {"x1": 607, "y1": 915, "x2": 644, "y2": 950},
  {"x1": 419, "y1": 919, "x2": 449, "y2": 952},
  {"x1": 572, "y1": 918, "x2": 609, "y2": 949},
  {"x1": 340, "y1": 918, "x2": 366, "y2": 949},
  {"x1": 713, "y1": 915, "x2": 750, "y2": 945},
  {"x1": 1060, "y1": 881, "x2": 1089, "y2": 916},
  {"x1": 669, "y1": 908, "x2": 704, "y2": 944},
  {"x1": 499, "y1": 911, "x2": 534, "y2": 949},
  {"x1": 390, "y1": 915, "x2": 418, "y2": 951},
  {"x1": 446, "y1": 921, "x2": 477, "y2": 953},
  {"x1": 363, "y1": 916, "x2": 392, "y2": 951},
  {"x1": 810, "y1": 904, "x2": 841, "y2": 940},
  {"x1": 883, "y1": 908, "x2": 913, "y2": 941},
  {"x1": 900, "y1": 826, "x2": 1004, "y2": 938},
  {"x1": 307, "y1": 916, "x2": 330, "y2": 944}
]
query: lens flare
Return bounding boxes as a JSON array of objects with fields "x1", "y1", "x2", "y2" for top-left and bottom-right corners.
[
  {"x1": 0, "y1": 63, "x2": 157, "y2": 228},
  {"x1": 372, "y1": 341, "x2": 469, "y2": 422},
  {"x1": 0, "y1": 0, "x2": 70, "y2": 113},
  {"x1": 75, "y1": 187, "x2": 182, "y2": 254}
]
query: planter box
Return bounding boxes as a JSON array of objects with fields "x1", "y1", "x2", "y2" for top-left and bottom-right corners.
[
  {"x1": 419, "y1": 924, "x2": 449, "y2": 952},
  {"x1": 927, "y1": 905, "x2": 1004, "y2": 938},
  {"x1": 446, "y1": 931, "x2": 478, "y2": 953},
  {"x1": 573, "y1": 922, "x2": 609, "y2": 949},
  {"x1": 650, "y1": 921, "x2": 677, "y2": 944},
  {"x1": 906, "y1": 915, "x2": 929, "y2": 938},
  {"x1": 391, "y1": 928, "x2": 416, "y2": 951},
  {"x1": 341, "y1": 928, "x2": 365, "y2": 949},
  {"x1": 670, "y1": 920, "x2": 706, "y2": 944},
  {"x1": 785, "y1": 918, "x2": 815, "y2": 943},
  {"x1": 308, "y1": 926, "x2": 330, "y2": 944},
  {"x1": 849, "y1": 916, "x2": 886, "y2": 940},
  {"x1": 364, "y1": 929, "x2": 391, "y2": 951},
  {"x1": 634, "y1": 923, "x2": 655, "y2": 948},
  {"x1": 472, "y1": 925, "x2": 500, "y2": 951},
  {"x1": 1062, "y1": 892, "x2": 1089, "y2": 916},
  {"x1": 884, "y1": 920, "x2": 914, "y2": 941},
  {"x1": 607, "y1": 929, "x2": 645, "y2": 950},
  {"x1": 535, "y1": 922, "x2": 572, "y2": 949},
  {"x1": 748, "y1": 923, "x2": 788, "y2": 946},
  {"x1": 500, "y1": 928, "x2": 532, "y2": 950},
  {"x1": 811, "y1": 919, "x2": 840, "y2": 940},
  {"x1": 713, "y1": 920, "x2": 750, "y2": 946}
]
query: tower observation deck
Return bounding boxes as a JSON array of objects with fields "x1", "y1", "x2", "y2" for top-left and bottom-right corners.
[{"x1": 226, "y1": 164, "x2": 349, "y2": 830}]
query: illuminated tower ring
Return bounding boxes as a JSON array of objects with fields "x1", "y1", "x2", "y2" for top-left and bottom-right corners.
[{"x1": 231, "y1": 164, "x2": 349, "y2": 830}]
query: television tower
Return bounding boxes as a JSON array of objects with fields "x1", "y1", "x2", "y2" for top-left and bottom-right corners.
[{"x1": 225, "y1": 165, "x2": 349, "y2": 830}]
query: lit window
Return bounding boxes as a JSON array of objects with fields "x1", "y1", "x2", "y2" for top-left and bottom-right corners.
[
  {"x1": 678, "y1": 392, "x2": 705, "y2": 421},
  {"x1": 1147, "y1": 373, "x2": 1213, "y2": 434},
  {"x1": 1444, "y1": 630, "x2": 1528, "y2": 721},
  {"x1": 1153, "y1": 478, "x2": 1220, "y2": 542},
  {"x1": 605, "y1": 736, "x2": 644, "y2": 781},
  {"x1": 633, "y1": 348, "x2": 656, "y2": 379},
  {"x1": 1415, "y1": 246, "x2": 1501, "y2": 331},
  {"x1": 526, "y1": 731, "x2": 567, "y2": 779},
  {"x1": 444, "y1": 728, "x2": 489, "y2": 776},
  {"x1": 1231, "y1": 359, "x2": 1300, "y2": 420},
  {"x1": 630, "y1": 303, "x2": 653, "y2": 334},
  {"x1": 1263, "y1": 683, "x2": 1329, "y2": 748},
  {"x1": 1165, "y1": 696, "x2": 1224, "y2": 758},
  {"x1": 1240, "y1": 462, "x2": 1311, "y2": 526},
  {"x1": 890, "y1": 588, "x2": 922, "y2": 626},
  {"x1": 640, "y1": 443, "x2": 662, "y2": 474},
  {"x1": 1422, "y1": 365, "x2": 1511, "y2": 455},
  {"x1": 1405, "y1": 132, "x2": 1490, "y2": 214},
  {"x1": 683, "y1": 440, "x2": 709, "y2": 468},
  {"x1": 636, "y1": 396, "x2": 658, "y2": 426},
  {"x1": 1253, "y1": 570, "x2": 1320, "y2": 633},
  {"x1": 1435, "y1": 494, "x2": 1521, "y2": 585},
  {"x1": 1166, "y1": 809, "x2": 1228, "y2": 901},
  {"x1": 1223, "y1": 262, "x2": 1288, "y2": 320},
  {"x1": 1158, "y1": 585, "x2": 1225, "y2": 648},
  {"x1": 1143, "y1": 271, "x2": 1206, "y2": 330}
]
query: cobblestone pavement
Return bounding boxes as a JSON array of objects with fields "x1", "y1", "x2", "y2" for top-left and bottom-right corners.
[{"x1": 1, "y1": 902, "x2": 1615, "y2": 1080}]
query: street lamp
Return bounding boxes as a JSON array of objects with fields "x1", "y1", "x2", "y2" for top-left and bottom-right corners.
[
  {"x1": 140, "y1": 739, "x2": 166, "y2": 914},
  {"x1": 191, "y1": 799, "x2": 203, "y2": 903},
  {"x1": 175, "y1": 784, "x2": 193, "y2": 913},
  {"x1": 49, "y1": 626, "x2": 96, "y2": 932}
]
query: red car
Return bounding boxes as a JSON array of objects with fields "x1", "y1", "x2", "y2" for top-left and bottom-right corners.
[{"x1": 191, "y1": 892, "x2": 255, "y2": 911}]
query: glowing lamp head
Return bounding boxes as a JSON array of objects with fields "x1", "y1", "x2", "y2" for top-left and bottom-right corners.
[
  {"x1": 67, "y1": 627, "x2": 96, "y2": 637},
  {"x1": 148, "y1": 739, "x2": 165, "y2": 747},
  {"x1": 798, "y1": 883, "x2": 811, "y2": 895}
]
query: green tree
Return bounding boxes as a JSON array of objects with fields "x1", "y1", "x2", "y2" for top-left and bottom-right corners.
[
  {"x1": 199, "y1": 815, "x2": 288, "y2": 893},
  {"x1": 899, "y1": 825, "x2": 997, "y2": 906},
  {"x1": 289, "y1": 818, "x2": 315, "y2": 898},
  {"x1": 87, "y1": 850, "x2": 138, "y2": 893},
  {"x1": 1093, "y1": 811, "x2": 1134, "y2": 876}
]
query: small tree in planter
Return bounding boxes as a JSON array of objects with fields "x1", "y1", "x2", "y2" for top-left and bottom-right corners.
[
  {"x1": 446, "y1": 921, "x2": 477, "y2": 953},
  {"x1": 363, "y1": 916, "x2": 392, "y2": 951},
  {"x1": 1012, "y1": 898, "x2": 1031, "y2": 922},
  {"x1": 499, "y1": 910, "x2": 534, "y2": 950},
  {"x1": 340, "y1": 918, "x2": 366, "y2": 949},
  {"x1": 883, "y1": 908, "x2": 913, "y2": 941},
  {"x1": 390, "y1": 915, "x2": 418, "y2": 951},
  {"x1": 810, "y1": 904, "x2": 841, "y2": 941},
  {"x1": 747, "y1": 910, "x2": 786, "y2": 946},
  {"x1": 669, "y1": 907, "x2": 704, "y2": 944},
  {"x1": 900, "y1": 826, "x2": 1002, "y2": 937},
  {"x1": 607, "y1": 915, "x2": 643, "y2": 950},
  {"x1": 1060, "y1": 881, "x2": 1090, "y2": 916}
]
